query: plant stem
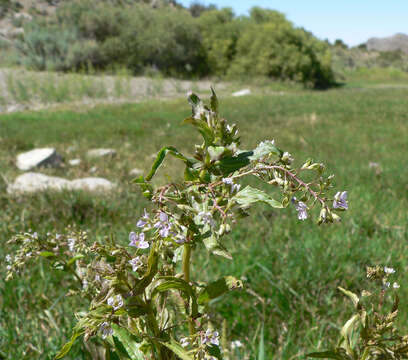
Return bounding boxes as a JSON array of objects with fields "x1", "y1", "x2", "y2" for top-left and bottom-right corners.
[{"x1": 183, "y1": 243, "x2": 195, "y2": 335}]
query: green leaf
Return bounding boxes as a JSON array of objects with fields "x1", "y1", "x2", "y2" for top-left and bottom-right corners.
[
  {"x1": 152, "y1": 277, "x2": 198, "y2": 318},
  {"x1": 124, "y1": 297, "x2": 149, "y2": 318},
  {"x1": 40, "y1": 251, "x2": 55, "y2": 258},
  {"x1": 210, "y1": 87, "x2": 218, "y2": 113},
  {"x1": 66, "y1": 254, "x2": 84, "y2": 267},
  {"x1": 160, "y1": 338, "x2": 194, "y2": 360},
  {"x1": 112, "y1": 324, "x2": 144, "y2": 360},
  {"x1": 307, "y1": 348, "x2": 352, "y2": 359},
  {"x1": 203, "y1": 234, "x2": 232, "y2": 259},
  {"x1": 198, "y1": 276, "x2": 243, "y2": 305},
  {"x1": 338, "y1": 287, "x2": 360, "y2": 309},
  {"x1": 234, "y1": 186, "x2": 283, "y2": 209},
  {"x1": 54, "y1": 330, "x2": 83, "y2": 359},
  {"x1": 133, "y1": 250, "x2": 159, "y2": 295},
  {"x1": 218, "y1": 151, "x2": 252, "y2": 175},
  {"x1": 249, "y1": 141, "x2": 283, "y2": 160},
  {"x1": 184, "y1": 116, "x2": 215, "y2": 146},
  {"x1": 131, "y1": 176, "x2": 153, "y2": 199},
  {"x1": 258, "y1": 324, "x2": 265, "y2": 360},
  {"x1": 145, "y1": 146, "x2": 190, "y2": 181}
]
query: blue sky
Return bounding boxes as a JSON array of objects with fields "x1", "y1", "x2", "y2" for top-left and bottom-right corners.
[{"x1": 178, "y1": 0, "x2": 408, "y2": 46}]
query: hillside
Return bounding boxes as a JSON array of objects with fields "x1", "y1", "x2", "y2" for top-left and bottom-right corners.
[{"x1": 366, "y1": 33, "x2": 408, "y2": 54}]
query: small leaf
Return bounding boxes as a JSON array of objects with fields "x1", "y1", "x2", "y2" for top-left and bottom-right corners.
[
  {"x1": 258, "y1": 324, "x2": 265, "y2": 360},
  {"x1": 40, "y1": 251, "x2": 55, "y2": 258},
  {"x1": 338, "y1": 287, "x2": 360, "y2": 309},
  {"x1": 249, "y1": 142, "x2": 283, "y2": 161},
  {"x1": 112, "y1": 324, "x2": 144, "y2": 360},
  {"x1": 234, "y1": 186, "x2": 283, "y2": 209},
  {"x1": 202, "y1": 234, "x2": 232, "y2": 259},
  {"x1": 210, "y1": 87, "x2": 218, "y2": 113},
  {"x1": 55, "y1": 330, "x2": 83, "y2": 359},
  {"x1": 160, "y1": 338, "x2": 194, "y2": 360},
  {"x1": 198, "y1": 276, "x2": 243, "y2": 305},
  {"x1": 66, "y1": 255, "x2": 84, "y2": 267},
  {"x1": 145, "y1": 146, "x2": 190, "y2": 181},
  {"x1": 218, "y1": 151, "x2": 252, "y2": 175}
]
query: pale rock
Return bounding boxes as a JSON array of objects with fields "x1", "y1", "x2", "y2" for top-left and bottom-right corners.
[
  {"x1": 232, "y1": 89, "x2": 251, "y2": 97},
  {"x1": 89, "y1": 166, "x2": 98, "y2": 173},
  {"x1": 16, "y1": 148, "x2": 61, "y2": 171},
  {"x1": 87, "y1": 148, "x2": 117, "y2": 158},
  {"x1": 8, "y1": 172, "x2": 115, "y2": 195},
  {"x1": 69, "y1": 159, "x2": 81, "y2": 166},
  {"x1": 7, "y1": 173, "x2": 70, "y2": 194},
  {"x1": 70, "y1": 178, "x2": 116, "y2": 192}
]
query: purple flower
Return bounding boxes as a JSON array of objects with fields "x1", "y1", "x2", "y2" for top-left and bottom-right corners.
[
  {"x1": 202, "y1": 329, "x2": 220, "y2": 346},
  {"x1": 198, "y1": 211, "x2": 215, "y2": 228},
  {"x1": 100, "y1": 322, "x2": 113, "y2": 339},
  {"x1": 129, "y1": 232, "x2": 149, "y2": 249},
  {"x1": 129, "y1": 256, "x2": 143, "y2": 272},
  {"x1": 222, "y1": 177, "x2": 241, "y2": 193},
  {"x1": 180, "y1": 337, "x2": 190, "y2": 347},
  {"x1": 333, "y1": 191, "x2": 348, "y2": 210},
  {"x1": 137, "y1": 209, "x2": 150, "y2": 228},
  {"x1": 292, "y1": 197, "x2": 308, "y2": 220},
  {"x1": 154, "y1": 211, "x2": 172, "y2": 238},
  {"x1": 107, "y1": 294, "x2": 124, "y2": 311}
]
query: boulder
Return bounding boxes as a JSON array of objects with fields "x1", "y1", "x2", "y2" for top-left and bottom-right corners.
[
  {"x1": 129, "y1": 168, "x2": 144, "y2": 177},
  {"x1": 69, "y1": 159, "x2": 81, "y2": 166},
  {"x1": 7, "y1": 172, "x2": 70, "y2": 194},
  {"x1": 87, "y1": 148, "x2": 117, "y2": 158},
  {"x1": 232, "y1": 89, "x2": 251, "y2": 97},
  {"x1": 8, "y1": 172, "x2": 116, "y2": 195},
  {"x1": 16, "y1": 148, "x2": 62, "y2": 171}
]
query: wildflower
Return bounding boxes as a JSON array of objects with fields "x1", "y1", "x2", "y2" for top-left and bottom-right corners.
[
  {"x1": 231, "y1": 340, "x2": 243, "y2": 349},
  {"x1": 333, "y1": 191, "x2": 348, "y2": 210},
  {"x1": 281, "y1": 151, "x2": 294, "y2": 164},
  {"x1": 67, "y1": 238, "x2": 76, "y2": 252},
  {"x1": 202, "y1": 329, "x2": 220, "y2": 346},
  {"x1": 175, "y1": 234, "x2": 186, "y2": 244},
  {"x1": 129, "y1": 232, "x2": 149, "y2": 249},
  {"x1": 129, "y1": 256, "x2": 143, "y2": 272},
  {"x1": 107, "y1": 294, "x2": 124, "y2": 311},
  {"x1": 222, "y1": 177, "x2": 241, "y2": 193},
  {"x1": 180, "y1": 337, "x2": 189, "y2": 347},
  {"x1": 384, "y1": 266, "x2": 396, "y2": 274},
  {"x1": 393, "y1": 282, "x2": 400, "y2": 289},
  {"x1": 198, "y1": 211, "x2": 215, "y2": 228},
  {"x1": 384, "y1": 282, "x2": 391, "y2": 288},
  {"x1": 5, "y1": 254, "x2": 12, "y2": 263},
  {"x1": 100, "y1": 322, "x2": 113, "y2": 339},
  {"x1": 292, "y1": 197, "x2": 308, "y2": 220},
  {"x1": 137, "y1": 209, "x2": 150, "y2": 228},
  {"x1": 154, "y1": 211, "x2": 172, "y2": 238}
]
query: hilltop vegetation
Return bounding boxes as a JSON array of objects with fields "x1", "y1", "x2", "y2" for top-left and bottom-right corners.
[{"x1": 0, "y1": 0, "x2": 335, "y2": 88}]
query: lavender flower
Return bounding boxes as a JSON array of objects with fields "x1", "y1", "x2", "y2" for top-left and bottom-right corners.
[
  {"x1": 202, "y1": 329, "x2": 220, "y2": 346},
  {"x1": 107, "y1": 294, "x2": 124, "y2": 311},
  {"x1": 384, "y1": 266, "x2": 396, "y2": 274},
  {"x1": 129, "y1": 256, "x2": 143, "y2": 272},
  {"x1": 137, "y1": 209, "x2": 150, "y2": 228},
  {"x1": 100, "y1": 322, "x2": 113, "y2": 339},
  {"x1": 129, "y1": 232, "x2": 149, "y2": 249},
  {"x1": 67, "y1": 238, "x2": 76, "y2": 252},
  {"x1": 198, "y1": 211, "x2": 215, "y2": 228},
  {"x1": 222, "y1": 177, "x2": 241, "y2": 193},
  {"x1": 5, "y1": 254, "x2": 12, "y2": 263},
  {"x1": 292, "y1": 197, "x2": 308, "y2": 220},
  {"x1": 333, "y1": 191, "x2": 348, "y2": 210},
  {"x1": 180, "y1": 337, "x2": 190, "y2": 347},
  {"x1": 154, "y1": 211, "x2": 172, "y2": 238}
]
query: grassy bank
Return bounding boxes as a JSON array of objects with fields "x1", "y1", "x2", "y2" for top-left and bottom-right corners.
[{"x1": 1, "y1": 86, "x2": 407, "y2": 358}]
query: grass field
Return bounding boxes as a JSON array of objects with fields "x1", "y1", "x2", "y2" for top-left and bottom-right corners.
[{"x1": 1, "y1": 83, "x2": 408, "y2": 359}]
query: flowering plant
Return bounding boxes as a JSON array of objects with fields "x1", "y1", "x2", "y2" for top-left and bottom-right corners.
[
  {"x1": 6, "y1": 90, "x2": 348, "y2": 359},
  {"x1": 308, "y1": 266, "x2": 407, "y2": 360}
]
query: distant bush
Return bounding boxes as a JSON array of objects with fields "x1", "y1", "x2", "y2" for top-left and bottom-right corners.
[
  {"x1": 14, "y1": 2, "x2": 336, "y2": 87},
  {"x1": 228, "y1": 9, "x2": 335, "y2": 88}
]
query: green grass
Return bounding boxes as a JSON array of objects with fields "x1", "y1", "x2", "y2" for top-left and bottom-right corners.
[{"x1": 0, "y1": 85, "x2": 408, "y2": 359}]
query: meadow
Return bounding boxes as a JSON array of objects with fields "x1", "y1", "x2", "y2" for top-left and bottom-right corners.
[{"x1": 0, "y1": 80, "x2": 407, "y2": 359}]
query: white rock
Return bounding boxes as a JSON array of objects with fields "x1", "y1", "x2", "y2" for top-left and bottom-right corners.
[
  {"x1": 89, "y1": 166, "x2": 98, "y2": 173},
  {"x1": 7, "y1": 172, "x2": 115, "y2": 195},
  {"x1": 232, "y1": 89, "x2": 251, "y2": 97},
  {"x1": 129, "y1": 168, "x2": 143, "y2": 177},
  {"x1": 16, "y1": 148, "x2": 61, "y2": 171},
  {"x1": 69, "y1": 159, "x2": 81, "y2": 166},
  {"x1": 7, "y1": 173, "x2": 71, "y2": 194},
  {"x1": 70, "y1": 178, "x2": 116, "y2": 192},
  {"x1": 87, "y1": 148, "x2": 117, "y2": 158}
]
